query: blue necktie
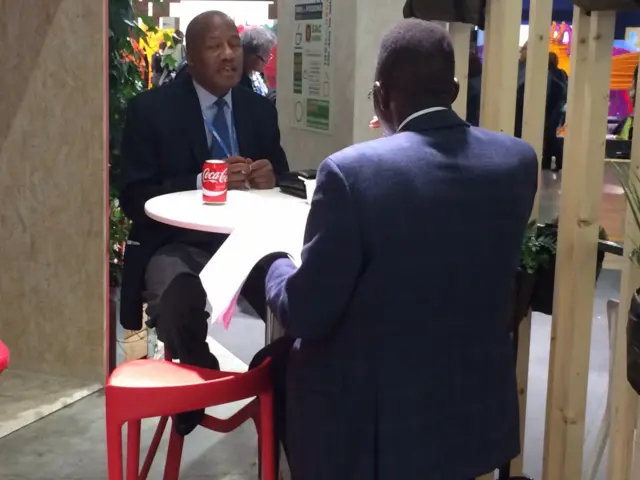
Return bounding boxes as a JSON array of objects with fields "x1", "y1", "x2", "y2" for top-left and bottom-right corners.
[{"x1": 210, "y1": 98, "x2": 232, "y2": 158}]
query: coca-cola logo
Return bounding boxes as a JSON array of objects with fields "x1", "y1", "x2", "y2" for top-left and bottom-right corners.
[{"x1": 203, "y1": 167, "x2": 228, "y2": 184}]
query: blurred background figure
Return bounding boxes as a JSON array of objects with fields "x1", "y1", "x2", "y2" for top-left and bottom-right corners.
[
  {"x1": 514, "y1": 47, "x2": 567, "y2": 172},
  {"x1": 239, "y1": 26, "x2": 277, "y2": 100},
  {"x1": 151, "y1": 41, "x2": 167, "y2": 88},
  {"x1": 156, "y1": 30, "x2": 187, "y2": 86},
  {"x1": 466, "y1": 50, "x2": 483, "y2": 126},
  {"x1": 543, "y1": 52, "x2": 568, "y2": 171},
  {"x1": 613, "y1": 64, "x2": 638, "y2": 140}
]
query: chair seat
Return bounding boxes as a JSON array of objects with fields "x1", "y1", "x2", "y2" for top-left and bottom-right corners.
[
  {"x1": 108, "y1": 359, "x2": 238, "y2": 388},
  {"x1": 105, "y1": 357, "x2": 276, "y2": 480}
]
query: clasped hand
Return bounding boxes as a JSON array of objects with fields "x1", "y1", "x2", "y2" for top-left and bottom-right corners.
[{"x1": 226, "y1": 156, "x2": 276, "y2": 190}]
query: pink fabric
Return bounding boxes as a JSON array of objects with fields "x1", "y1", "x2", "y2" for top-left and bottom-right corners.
[{"x1": 221, "y1": 290, "x2": 242, "y2": 330}]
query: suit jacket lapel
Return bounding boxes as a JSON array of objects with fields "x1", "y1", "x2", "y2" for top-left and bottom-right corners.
[
  {"x1": 231, "y1": 88, "x2": 251, "y2": 157},
  {"x1": 176, "y1": 74, "x2": 210, "y2": 167}
]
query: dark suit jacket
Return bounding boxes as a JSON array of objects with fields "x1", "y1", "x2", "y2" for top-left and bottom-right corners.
[
  {"x1": 239, "y1": 72, "x2": 277, "y2": 105},
  {"x1": 118, "y1": 72, "x2": 288, "y2": 330},
  {"x1": 266, "y1": 110, "x2": 538, "y2": 480}
]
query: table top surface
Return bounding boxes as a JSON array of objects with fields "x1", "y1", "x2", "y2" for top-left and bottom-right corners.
[{"x1": 145, "y1": 189, "x2": 309, "y2": 234}]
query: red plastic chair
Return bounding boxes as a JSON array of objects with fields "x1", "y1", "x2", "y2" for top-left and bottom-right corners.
[
  {"x1": 0, "y1": 339, "x2": 9, "y2": 375},
  {"x1": 105, "y1": 356, "x2": 275, "y2": 480}
]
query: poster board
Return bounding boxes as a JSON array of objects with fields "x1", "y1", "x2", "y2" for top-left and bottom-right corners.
[{"x1": 291, "y1": 0, "x2": 333, "y2": 133}]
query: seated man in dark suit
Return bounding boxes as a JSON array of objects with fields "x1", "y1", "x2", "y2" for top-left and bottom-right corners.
[
  {"x1": 118, "y1": 10, "x2": 289, "y2": 435},
  {"x1": 265, "y1": 20, "x2": 537, "y2": 480}
]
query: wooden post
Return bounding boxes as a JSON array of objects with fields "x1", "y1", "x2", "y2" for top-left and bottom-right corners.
[
  {"x1": 268, "y1": 1, "x2": 278, "y2": 20},
  {"x1": 477, "y1": 3, "x2": 522, "y2": 479},
  {"x1": 450, "y1": 22, "x2": 471, "y2": 120},
  {"x1": 542, "y1": 8, "x2": 615, "y2": 480},
  {"x1": 606, "y1": 64, "x2": 640, "y2": 480},
  {"x1": 508, "y1": 0, "x2": 554, "y2": 475},
  {"x1": 479, "y1": 0, "x2": 522, "y2": 134}
]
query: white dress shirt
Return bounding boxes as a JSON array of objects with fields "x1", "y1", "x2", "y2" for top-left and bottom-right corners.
[
  {"x1": 193, "y1": 80, "x2": 237, "y2": 189},
  {"x1": 397, "y1": 106, "x2": 447, "y2": 132}
]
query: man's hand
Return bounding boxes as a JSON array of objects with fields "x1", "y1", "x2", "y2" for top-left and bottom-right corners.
[
  {"x1": 227, "y1": 156, "x2": 252, "y2": 189},
  {"x1": 248, "y1": 159, "x2": 276, "y2": 189}
]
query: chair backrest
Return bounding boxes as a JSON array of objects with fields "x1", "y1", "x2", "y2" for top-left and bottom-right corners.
[
  {"x1": 160, "y1": 347, "x2": 271, "y2": 404},
  {"x1": 106, "y1": 356, "x2": 273, "y2": 422}
]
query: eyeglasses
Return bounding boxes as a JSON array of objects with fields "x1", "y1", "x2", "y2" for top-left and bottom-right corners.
[
  {"x1": 257, "y1": 53, "x2": 273, "y2": 63},
  {"x1": 367, "y1": 81, "x2": 381, "y2": 101}
]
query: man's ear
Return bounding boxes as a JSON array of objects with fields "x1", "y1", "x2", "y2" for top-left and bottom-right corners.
[
  {"x1": 452, "y1": 78, "x2": 460, "y2": 104},
  {"x1": 374, "y1": 83, "x2": 391, "y2": 112}
]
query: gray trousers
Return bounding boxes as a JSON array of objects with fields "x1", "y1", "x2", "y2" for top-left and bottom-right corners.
[
  {"x1": 144, "y1": 242, "x2": 269, "y2": 369},
  {"x1": 145, "y1": 241, "x2": 293, "y2": 460}
]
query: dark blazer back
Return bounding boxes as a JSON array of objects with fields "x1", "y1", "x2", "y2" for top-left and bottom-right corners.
[
  {"x1": 270, "y1": 110, "x2": 538, "y2": 479},
  {"x1": 118, "y1": 73, "x2": 288, "y2": 329}
]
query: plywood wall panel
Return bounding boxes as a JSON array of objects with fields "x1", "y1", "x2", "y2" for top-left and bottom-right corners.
[{"x1": 0, "y1": 0, "x2": 106, "y2": 380}]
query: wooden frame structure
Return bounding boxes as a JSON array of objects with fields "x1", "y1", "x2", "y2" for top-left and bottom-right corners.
[{"x1": 463, "y1": 1, "x2": 640, "y2": 478}]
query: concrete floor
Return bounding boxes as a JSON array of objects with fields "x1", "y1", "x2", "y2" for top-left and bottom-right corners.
[{"x1": 0, "y1": 170, "x2": 627, "y2": 479}]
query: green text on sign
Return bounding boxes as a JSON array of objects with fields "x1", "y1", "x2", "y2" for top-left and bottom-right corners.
[{"x1": 306, "y1": 99, "x2": 330, "y2": 131}]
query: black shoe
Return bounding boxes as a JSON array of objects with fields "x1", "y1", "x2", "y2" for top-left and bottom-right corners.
[
  {"x1": 173, "y1": 354, "x2": 219, "y2": 436},
  {"x1": 175, "y1": 408, "x2": 205, "y2": 436}
]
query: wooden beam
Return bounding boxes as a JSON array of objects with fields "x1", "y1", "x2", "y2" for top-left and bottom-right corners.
[
  {"x1": 606, "y1": 61, "x2": 640, "y2": 480},
  {"x1": 476, "y1": 3, "x2": 522, "y2": 479},
  {"x1": 450, "y1": 22, "x2": 471, "y2": 119},
  {"x1": 509, "y1": 0, "x2": 553, "y2": 475},
  {"x1": 542, "y1": 8, "x2": 615, "y2": 480},
  {"x1": 479, "y1": 0, "x2": 522, "y2": 134}
]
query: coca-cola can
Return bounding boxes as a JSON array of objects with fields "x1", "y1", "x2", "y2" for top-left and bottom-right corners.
[{"x1": 202, "y1": 160, "x2": 228, "y2": 204}]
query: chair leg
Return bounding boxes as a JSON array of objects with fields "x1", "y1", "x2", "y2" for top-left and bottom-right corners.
[
  {"x1": 140, "y1": 416, "x2": 169, "y2": 479},
  {"x1": 126, "y1": 420, "x2": 141, "y2": 480},
  {"x1": 258, "y1": 391, "x2": 276, "y2": 480},
  {"x1": 106, "y1": 417, "x2": 124, "y2": 480},
  {"x1": 163, "y1": 418, "x2": 185, "y2": 480}
]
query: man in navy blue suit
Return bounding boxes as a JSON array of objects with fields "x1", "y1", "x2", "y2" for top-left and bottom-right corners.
[
  {"x1": 265, "y1": 19, "x2": 538, "y2": 480},
  {"x1": 119, "y1": 11, "x2": 288, "y2": 436}
]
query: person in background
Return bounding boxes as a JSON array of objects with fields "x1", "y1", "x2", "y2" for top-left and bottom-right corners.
[
  {"x1": 239, "y1": 26, "x2": 276, "y2": 98},
  {"x1": 613, "y1": 64, "x2": 637, "y2": 140},
  {"x1": 543, "y1": 52, "x2": 568, "y2": 171},
  {"x1": 466, "y1": 49, "x2": 483, "y2": 126},
  {"x1": 518, "y1": 42, "x2": 528, "y2": 86},
  {"x1": 151, "y1": 41, "x2": 167, "y2": 88},
  {"x1": 119, "y1": 11, "x2": 289, "y2": 438},
  {"x1": 264, "y1": 19, "x2": 537, "y2": 480},
  {"x1": 156, "y1": 31, "x2": 187, "y2": 86},
  {"x1": 514, "y1": 48, "x2": 567, "y2": 171}
]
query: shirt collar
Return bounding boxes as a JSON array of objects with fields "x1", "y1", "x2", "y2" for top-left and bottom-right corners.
[
  {"x1": 192, "y1": 79, "x2": 233, "y2": 112},
  {"x1": 397, "y1": 107, "x2": 448, "y2": 132}
]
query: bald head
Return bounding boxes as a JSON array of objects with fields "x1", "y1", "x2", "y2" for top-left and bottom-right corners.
[
  {"x1": 185, "y1": 11, "x2": 234, "y2": 48},
  {"x1": 375, "y1": 19, "x2": 455, "y2": 104},
  {"x1": 185, "y1": 11, "x2": 242, "y2": 96}
]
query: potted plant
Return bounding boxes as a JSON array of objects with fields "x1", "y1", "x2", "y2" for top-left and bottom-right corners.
[
  {"x1": 528, "y1": 219, "x2": 607, "y2": 315},
  {"x1": 614, "y1": 165, "x2": 640, "y2": 394},
  {"x1": 109, "y1": 0, "x2": 160, "y2": 368},
  {"x1": 511, "y1": 221, "x2": 556, "y2": 329}
]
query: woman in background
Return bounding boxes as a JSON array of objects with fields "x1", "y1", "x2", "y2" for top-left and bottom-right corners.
[{"x1": 239, "y1": 26, "x2": 277, "y2": 99}]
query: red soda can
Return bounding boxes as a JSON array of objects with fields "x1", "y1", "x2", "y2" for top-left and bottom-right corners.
[{"x1": 202, "y1": 160, "x2": 228, "y2": 204}]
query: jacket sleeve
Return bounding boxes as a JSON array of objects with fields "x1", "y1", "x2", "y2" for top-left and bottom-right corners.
[
  {"x1": 263, "y1": 102, "x2": 289, "y2": 175},
  {"x1": 118, "y1": 96, "x2": 197, "y2": 224},
  {"x1": 265, "y1": 158, "x2": 362, "y2": 340}
]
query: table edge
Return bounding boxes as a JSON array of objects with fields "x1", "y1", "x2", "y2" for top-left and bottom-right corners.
[{"x1": 144, "y1": 206, "x2": 234, "y2": 235}]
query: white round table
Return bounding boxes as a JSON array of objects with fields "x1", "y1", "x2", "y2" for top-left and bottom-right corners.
[
  {"x1": 145, "y1": 189, "x2": 308, "y2": 345},
  {"x1": 144, "y1": 189, "x2": 309, "y2": 235}
]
